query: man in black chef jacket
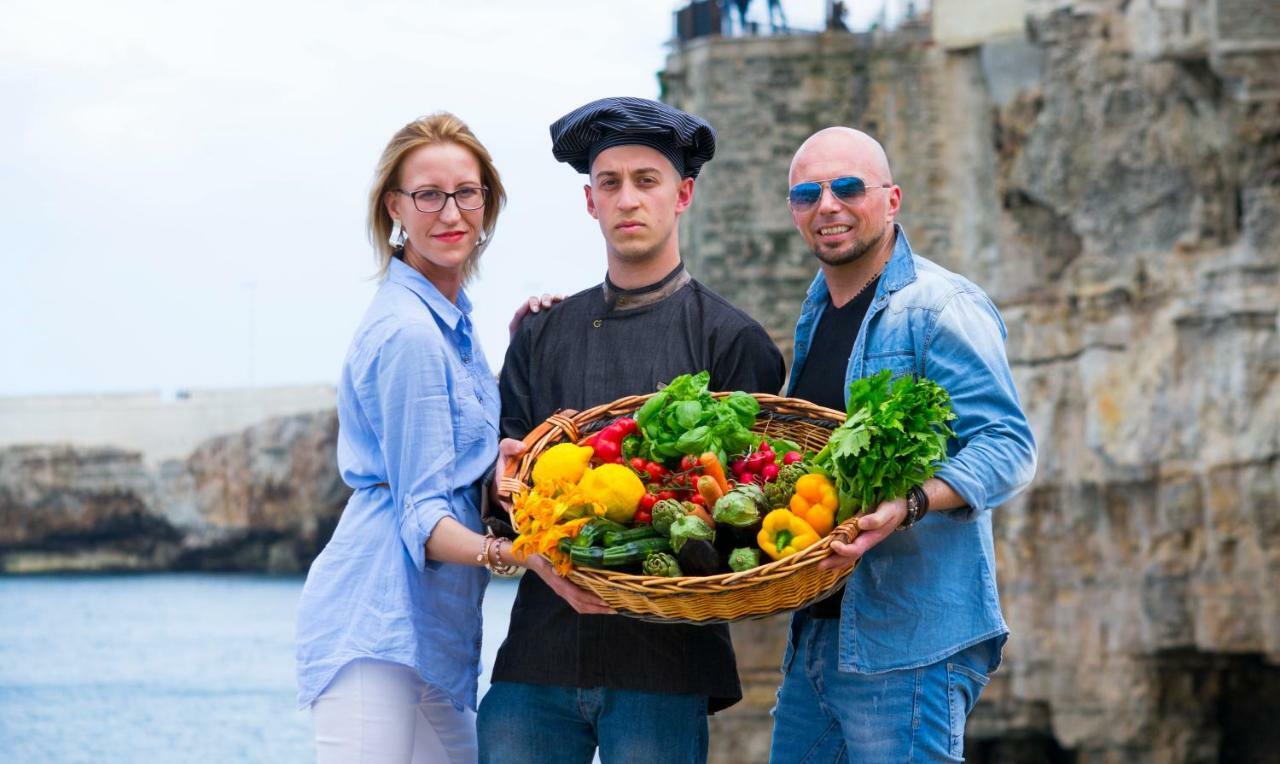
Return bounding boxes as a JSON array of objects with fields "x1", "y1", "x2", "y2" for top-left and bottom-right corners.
[{"x1": 477, "y1": 97, "x2": 785, "y2": 764}]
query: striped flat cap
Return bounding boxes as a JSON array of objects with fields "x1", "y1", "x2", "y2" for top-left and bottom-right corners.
[{"x1": 550, "y1": 96, "x2": 716, "y2": 179}]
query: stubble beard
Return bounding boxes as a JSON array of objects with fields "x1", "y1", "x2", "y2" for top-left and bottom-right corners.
[{"x1": 813, "y1": 223, "x2": 886, "y2": 267}]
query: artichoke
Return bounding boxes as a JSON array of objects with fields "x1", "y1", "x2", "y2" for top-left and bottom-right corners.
[
  {"x1": 712, "y1": 488, "x2": 762, "y2": 528},
  {"x1": 669, "y1": 514, "x2": 714, "y2": 553},
  {"x1": 728, "y1": 547, "x2": 761, "y2": 573},
  {"x1": 763, "y1": 463, "x2": 810, "y2": 507},
  {"x1": 651, "y1": 498, "x2": 688, "y2": 536},
  {"x1": 642, "y1": 552, "x2": 683, "y2": 577}
]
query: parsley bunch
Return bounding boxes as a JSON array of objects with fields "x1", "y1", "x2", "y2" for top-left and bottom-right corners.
[{"x1": 812, "y1": 370, "x2": 956, "y2": 523}]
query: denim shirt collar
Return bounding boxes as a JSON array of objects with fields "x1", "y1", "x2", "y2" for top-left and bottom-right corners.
[
  {"x1": 386, "y1": 255, "x2": 472, "y2": 331},
  {"x1": 803, "y1": 224, "x2": 917, "y2": 305}
]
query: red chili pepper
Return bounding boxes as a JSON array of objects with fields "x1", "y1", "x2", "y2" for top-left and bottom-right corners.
[
  {"x1": 594, "y1": 438, "x2": 621, "y2": 463},
  {"x1": 599, "y1": 423, "x2": 627, "y2": 443},
  {"x1": 614, "y1": 417, "x2": 638, "y2": 436}
]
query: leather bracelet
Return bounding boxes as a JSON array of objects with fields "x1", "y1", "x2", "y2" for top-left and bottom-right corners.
[
  {"x1": 910, "y1": 485, "x2": 930, "y2": 520},
  {"x1": 897, "y1": 485, "x2": 930, "y2": 531}
]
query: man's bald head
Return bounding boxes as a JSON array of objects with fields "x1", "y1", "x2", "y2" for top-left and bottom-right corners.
[
  {"x1": 787, "y1": 127, "x2": 900, "y2": 270},
  {"x1": 789, "y1": 127, "x2": 893, "y2": 186}
]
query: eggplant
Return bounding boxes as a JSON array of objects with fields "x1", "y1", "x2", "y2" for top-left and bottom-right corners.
[
  {"x1": 676, "y1": 539, "x2": 722, "y2": 577},
  {"x1": 714, "y1": 519, "x2": 762, "y2": 560}
]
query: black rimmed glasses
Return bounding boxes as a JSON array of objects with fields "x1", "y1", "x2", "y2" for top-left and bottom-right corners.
[
  {"x1": 396, "y1": 186, "x2": 489, "y2": 213},
  {"x1": 787, "y1": 176, "x2": 892, "y2": 212}
]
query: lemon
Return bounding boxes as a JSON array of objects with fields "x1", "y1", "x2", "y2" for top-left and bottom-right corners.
[
  {"x1": 576, "y1": 463, "x2": 645, "y2": 524},
  {"x1": 531, "y1": 443, "x2": 595, "y2": 491}
]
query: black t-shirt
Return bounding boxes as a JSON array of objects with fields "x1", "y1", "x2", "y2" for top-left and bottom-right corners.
[
  {"x1": 494, "y1": 263, "x2": 786, "y2": 712},
  {"x1": 788, "y1": 276, "x2": 879, "y2": 618}
]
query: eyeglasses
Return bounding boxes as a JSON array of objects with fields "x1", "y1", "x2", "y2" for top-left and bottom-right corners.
[
  {"x1": 396, "y1": 186, "x2": 488, "y2": 213},
  {"x1": 787, "y1": 176, "x2": 892, "y2": 211}
]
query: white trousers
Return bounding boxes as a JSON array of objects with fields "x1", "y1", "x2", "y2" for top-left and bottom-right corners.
[{"x1": 312, "y1": 658, "x2": 476, "y2": 764}]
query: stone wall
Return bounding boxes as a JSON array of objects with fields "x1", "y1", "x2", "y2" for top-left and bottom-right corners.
[
  {"x1": 663, "y1": 3, "x2": 1278, "y2": 762},
  {"x1": 0, "y1": 385, "x2": 337, "y2": 465}
]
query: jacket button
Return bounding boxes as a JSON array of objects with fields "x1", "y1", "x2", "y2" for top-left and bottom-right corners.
[{"x1": 592, "y1": 319, "x2": 603, "y2": 328}]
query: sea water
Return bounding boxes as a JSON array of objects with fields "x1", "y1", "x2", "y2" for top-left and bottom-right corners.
[{"x1": 0, "y1": 573, "x2": 519, "y2": 763}]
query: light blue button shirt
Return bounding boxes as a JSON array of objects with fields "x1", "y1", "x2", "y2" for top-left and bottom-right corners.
[
  {"x1": 789, "y1": 225, "x2": 1037, "y2": 674},
  {"x1": 295, "y1": 256, "x2": 499, "y2": 710}
]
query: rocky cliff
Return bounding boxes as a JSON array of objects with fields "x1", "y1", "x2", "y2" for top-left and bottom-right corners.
[
  {"x1": 0, "y1": 410, "x2": 348, "y2": 574},
  {"x1": 661, "y1": 2, "x2": 1278, "y2": 762}
]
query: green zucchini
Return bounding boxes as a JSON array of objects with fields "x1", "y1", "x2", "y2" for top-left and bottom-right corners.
[
  {"x1": 602, "y1": 526, "x2": 660, "y2": 548},
  {"x1": 560, "y1": 536, "x2": 673, "y2": 568},
  {"x1": 573, "y1": 518, "x2": 628, "y2": 548},
  {"x1": 601, "y1": 537, "x2": 672, "y2": 566}
]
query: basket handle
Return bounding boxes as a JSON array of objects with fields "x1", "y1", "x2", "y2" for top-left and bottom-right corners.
[{"x1": 826, "y1": 517, "x2": 860, "y2": 546}]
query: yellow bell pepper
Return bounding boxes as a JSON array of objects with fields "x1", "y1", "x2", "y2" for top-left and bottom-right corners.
[
  {"x1": 788, "y1": 473, "x2": 837, "y2": 536},
  {"x1": 758, "y1": 509, "x2": 820, "y2": 560}
]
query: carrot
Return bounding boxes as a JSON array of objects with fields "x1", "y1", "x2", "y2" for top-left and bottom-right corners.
[
  {"x1": 688, "y1": 503, "x2": 716, "y2": 529},
  {"x1": 697, "y1": 475, "x2": 725, "y2": 507},
  {"x1": 699, "y1": 452, "x2": 731, "y2": 494}
]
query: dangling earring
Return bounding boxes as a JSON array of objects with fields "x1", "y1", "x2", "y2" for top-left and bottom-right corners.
[
  {"x1": 389, "y1": 220, "x2": 407, "y2": 248},
  {"x1": 475, "y1": 230, "x2": 488, "y2": 248}
]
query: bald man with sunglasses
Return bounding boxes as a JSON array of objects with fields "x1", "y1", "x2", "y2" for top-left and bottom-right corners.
[{"x1": 769, "y1": 127, "x2": 1037, "y2": 762}]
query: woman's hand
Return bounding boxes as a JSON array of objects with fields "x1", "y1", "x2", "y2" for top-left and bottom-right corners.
[
  {"x1": 508, "y1": 293, "x2": 564, "y2": 337},
  {"x1": 490, "y1": 438, "x2": 526, "y2": 511},
  {"x1": 523, "y1": 554, "x2": 616, "y2": 615}
]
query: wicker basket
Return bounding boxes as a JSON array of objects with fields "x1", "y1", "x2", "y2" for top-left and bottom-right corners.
[{"x1": 500, "y1": 393, "x2": 859, "y2": 624}]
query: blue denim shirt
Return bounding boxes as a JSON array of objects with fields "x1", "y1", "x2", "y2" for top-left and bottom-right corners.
[
  {"x1": 788, "y1": 225, "x2": 1036, "y2": 674},
  {"x1": 295, "y1": 256, "x2": 499, "y2": 710}
]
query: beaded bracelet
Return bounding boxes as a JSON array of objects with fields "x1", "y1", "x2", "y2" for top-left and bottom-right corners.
[{"x1": 482, "y1": 531, "x2": 520, "y2": 577}]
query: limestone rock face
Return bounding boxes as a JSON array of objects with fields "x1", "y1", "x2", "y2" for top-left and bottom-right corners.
[
  {"x1": 0, "y1": 409, "x2": 349, "y2": 574},
  {"x1": 663, "y1": 3, "x2": 1278, "y2": 762},
  {"x1": 0, "y1": 445, "x2": 179, "y2": 571}
]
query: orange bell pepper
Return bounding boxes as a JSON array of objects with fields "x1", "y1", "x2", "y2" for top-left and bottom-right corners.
[{"x1": 788, "y1": 473, "x2": 838, "y2": 536}]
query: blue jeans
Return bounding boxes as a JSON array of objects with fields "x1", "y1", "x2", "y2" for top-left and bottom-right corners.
[
  {"x1": 769, "y1": 615, "x2": 996, "y2": 762},
  {"x1": 476, "y1": 681, "x2": 709, "y2": 763}
]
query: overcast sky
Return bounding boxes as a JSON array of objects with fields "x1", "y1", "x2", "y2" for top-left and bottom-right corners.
[{"x1": 2, "y1": 0, "x2": 882, "y2": 397}]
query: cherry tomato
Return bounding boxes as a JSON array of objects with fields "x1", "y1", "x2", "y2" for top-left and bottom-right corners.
[
  {"x1": 680, "y1": 454, "x2": 699, "y2": 472},
  {"x1": 783, "y1": 451, "x2": 803, "y2": 465},
  {"x1": 689, "y1": 493, "x2": 706, "y2": 507},
  {"x1": 645, "y1": 462, "x2": 668, "y2": 480},
  {"x1": 634, "y1": 507, "x2": 653, "y2": 525},
  {"x1": 614, "y1": 417, "x2": 639, "y2": 436},
  {"x1": 639, "y1": 493, "x2": 659, "y2": 512},
  {"x1": 761, "y1": 463, "x2": 780, "y2": 482},
  {"x1": 657, "y1": 490, "x2": 677, "y2": 502},
  {"x1": 594, "y1": 438, "x2": 621, "y2": 463},
  {"x1": 630, "y1": 457, "x2": 649, "y2": 474}
]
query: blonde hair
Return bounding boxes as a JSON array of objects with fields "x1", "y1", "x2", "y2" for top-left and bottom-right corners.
[{"x1": 367, "y1": 113, "x2": 506, "y2": 282}]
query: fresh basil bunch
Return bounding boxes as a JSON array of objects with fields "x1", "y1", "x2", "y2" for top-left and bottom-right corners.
[{"x1": 634, "y1": 371, "x2": 759, "y2": 466}]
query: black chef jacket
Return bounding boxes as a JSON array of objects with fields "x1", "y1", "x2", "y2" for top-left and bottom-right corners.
[{"x1": 493, "y1": 262, "x2": 785, "y2": 712}]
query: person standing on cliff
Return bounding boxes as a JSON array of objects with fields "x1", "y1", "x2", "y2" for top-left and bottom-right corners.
[
  {"x1": 769, "y1": 127, "x2": 1037, "y2": 762},
  {"x1": 476, "y1": 96, "x2": 786, "y2": 764}
]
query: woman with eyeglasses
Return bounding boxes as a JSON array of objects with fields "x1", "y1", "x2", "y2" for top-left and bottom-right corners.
[{"x1": 294, "y1": 113, "x2": 606, "y2": 764}]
